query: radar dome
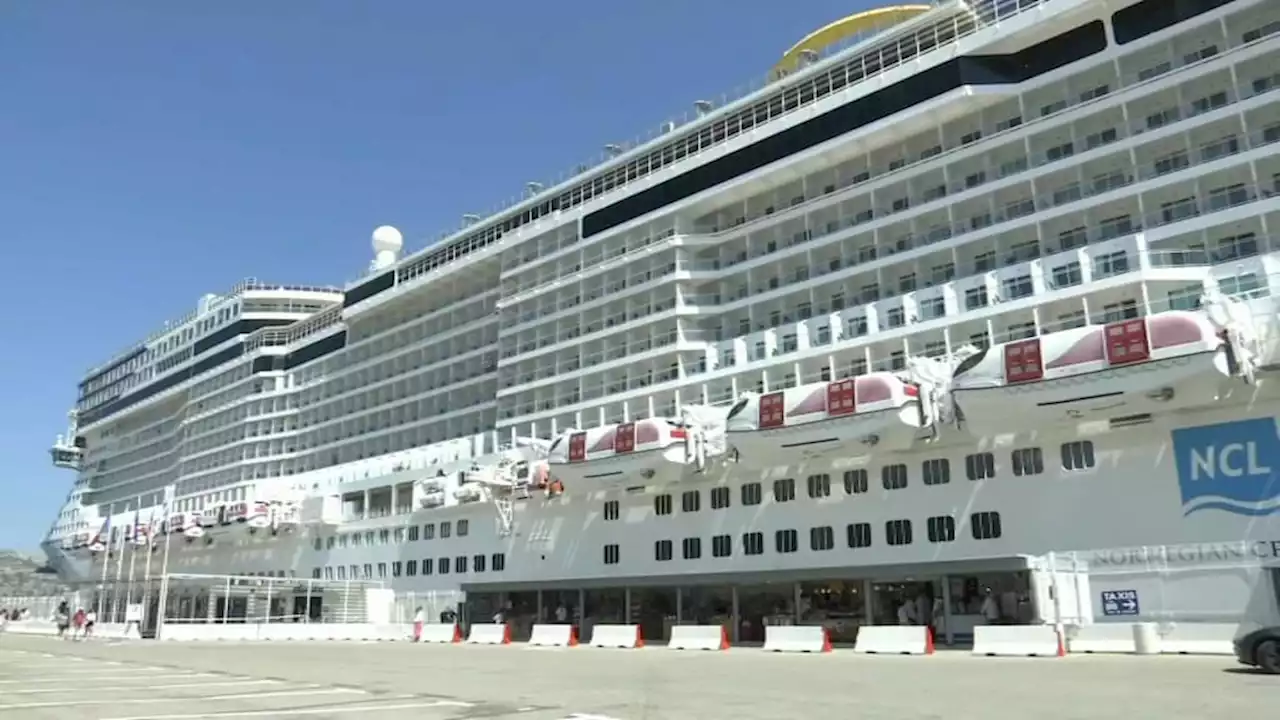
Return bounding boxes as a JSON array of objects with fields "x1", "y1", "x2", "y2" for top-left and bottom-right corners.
[{"x1": 371, "y1": 225, "x2": 404, "y2": 253}]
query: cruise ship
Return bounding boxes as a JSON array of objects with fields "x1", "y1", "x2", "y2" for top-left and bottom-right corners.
[{"x1": 43, "y1": 0, "x2": 1280, "y2": 647}]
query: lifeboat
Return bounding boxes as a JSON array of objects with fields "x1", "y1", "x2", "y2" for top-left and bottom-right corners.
[
  {"x1": 950, "y1": 305, "x2": 1255, "y2": 434},
  {"x1": 199, "y1": 505, "x2": 222, "y2": 529},
  {"x1": 725, "y1": 372, "x2": 932, "y2": 462},
  {"x1": 546, "y1": 409, "x2": 729, "y2": 488},
  {"x1": 246, "y1": 501, "x2": 271, "y2": 530},
  {"x1": 225, "y1": 502, "x2": 249, "y2": 524},
  {"x1": 167, "y1": 512, "x2": 186, "y2": 535}
]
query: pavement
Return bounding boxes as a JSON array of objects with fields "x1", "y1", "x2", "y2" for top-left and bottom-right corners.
[{"x1": 0, "y1": 634, "x2": 1274, "y2": 720}]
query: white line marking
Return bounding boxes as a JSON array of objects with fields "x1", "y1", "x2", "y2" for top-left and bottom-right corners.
[
  {"x1": 99, "y1": 698, "x2": 474, "y2": 720},
  {"x1": 562, "y1": 715, "x2": 627, "y2": 720},
  {"x1": 0, "y1": 687, "x2": 361, "y2": 710},
  {"x1": 0, "y1": 673, "x2": 213, "y2": 684},
  {"x1": 0, "y1": 679, "x2": 283, "y2": 695}
]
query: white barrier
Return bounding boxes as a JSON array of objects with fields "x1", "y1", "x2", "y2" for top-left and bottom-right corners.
[
  {"x1": 419, "y1": 623, "x2": 462, "y2": 644},
  {"x1": 1160, "y1": 623, "x2": 1235, "y2": 655},
  {"x1": 667, "y1": 624, "x2": 729, "y2": 651},
  {"x1": 93, "y1": 623, "x2": 141, "y2": 640},
  {"x1": 588, "y1": 624, "x2": 644, "y2": 649},
  {"x1": 528, "y1": 623, "x2": 578, "y2": 647},
  {"x1": 762, "y1": 625, "x2": 831, "y2": 653},
  {"x1": 972, "y1": 625, "x2": 1065, "y2": 657},
  {"x1": 1067, "y1": 624, "x2": 1136, "y2": 654},
  {"x1": 853, "y1": 626, "x2": 934, "y2": 655},
  {"x1": 157, "y1": 623, "x2": 412, "y2": 642},
  {"x1": 3, "y1": 620, "x2": 58, "y2": 636},
  {"x1": 467, "y1": 623, "x2": 511, "y2": 645}
]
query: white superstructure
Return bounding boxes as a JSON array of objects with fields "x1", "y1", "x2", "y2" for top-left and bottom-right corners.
[{"x1": 44, "y1": 0, "x2": 1280, "y2": 640}]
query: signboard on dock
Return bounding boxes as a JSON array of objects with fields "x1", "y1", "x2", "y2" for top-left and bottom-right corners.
[{"x1": 1100, "y1": 589, "x2": 1139, "y2": 617}]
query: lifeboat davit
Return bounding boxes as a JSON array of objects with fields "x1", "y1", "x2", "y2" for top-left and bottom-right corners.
[
  {"x1": 950, "y1": 305, "x2": 1254, "y2": 434},
  {"x1": 725, "y1": 372, "x2": 930, "y2": 462},
  {"x1": 546, "y1": 416, "x2": 710, "y2": 487}
]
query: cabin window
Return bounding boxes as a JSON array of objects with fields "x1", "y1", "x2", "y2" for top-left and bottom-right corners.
[
  {"x1": 809, "y1": 526, "x2": 835, "y2": 551},
  {"x1": 655, "y1": 539, "x2": 674, "y2": 562},
  {"x1": 682, "y1": 490, "x2": 701, "y2": 512},
  {"x1": 743, "y1": 531, "x2": 765, "y2": 555},
  {"x1": 710, "y1": 487, "x2": 731, "y2": 509},
  {"x1": 614, "y1": 422, "x2": 636, "y2": 453},
  {"x1": 775, "y1": 529, "x2": 799, "y2": 553},
  {"x1": 843, "y1": 469, "x2": 869, "y2": 494},
  {"x1": 712, "y1": 534, "x2": 732, "y2": 557},
  {"x1": 847, "y1": 522, "x2": 872, "y2": 548},
  {"x1": 683, "y1": 537, "x2": 702, "y2": 559},
  {"x1": 454, "y1": 556, "x2": 467, "y2": 573},
  {"x1": 492, "y1": 553, "x2": 505, "y2": 571},
  {"x1": 741, "y1": 482, "x2": 763, "y2": 505},
  {"x1": 473, "y1": 554, "x2": 486, "y2": 572},
  {"x1": 423, "y1": 523, "x2": 435, "y2": 540},
  {"x1": 568, "y1": 432, "x2": 587, "y2": 462},
  {"x1": 421, "y1": 558, "x2": 433, "y2": 575},
  {"x1": 1004, "y1": 338, "x2": 1044, "y2": 383},
  {"x1": 437, "y1": 558, "x2": 449, "y2": 574},
  {"x1": 922, "y1": 459, "x2": 950, "y2": 485},
  {"x1": 457, "y1": 520, "x2": 469, "y2": 537},
  {"x1": 407, "y1": 525, "x2": 420, "y2": 541},
  {"x1": 826, "y1": 378, "x2": 856, "y2": 415},
  {"x1": 1061, "y1": 441, "x2": 1096, "y2": 470},
  {"x1": 806, "y1": 473, "x2": 831, "y2": 498},
  {"x1": 882, "y1": 464, "x2": 908, "y2": 490},
  {"x1": 654, "y1": 494, "x2": 673, "y2": 515},
  {"x1": 758, "y1": 391, "x2": 786, "y2": 428},
  {"x1": 603, "y1": 500, "x2": 620, "y2": 520},
  {"x1": 773, "y1": 478, "x2": 796, "y2": 502},
  {"x1": 1104, "y1": 318, "x2": 1150, "y2": 365},
  {"x1": 313, "y1": 537, "x2": 322, "y2": 551},
  {"x1": 394, "y1": 528, "x2": 405, "y2": 543},
  {"x1": 406, "y1": 560, "x2": 417, "y2": 576},
  {"x1": 965, "y1": 453, "x2": 996, "y2": 480},
  {"x1": 440, "y1": 522, "x2": 452, "y2": 539},
  {"x1": 927, "y1": 515, "x2": 956, "y2": 543},
  {"x1": 885, "y1": 519, "x2": 913, "y2": 546},
  {"x1": 392, "y1": 561, "x2": 403, "y2": 577},
  {"x1": 971, "y1": 511, "x2": 1003, "y2": 540},
  {"x1": 1012, "y1": 447, "x2": 1045, "y2": 476},
  {"x1": 311, "y1": 568, "x2": 321, "y2": 579},
  {"x1": 604, "y1": 544, "x2": 620, "y2": 565}
]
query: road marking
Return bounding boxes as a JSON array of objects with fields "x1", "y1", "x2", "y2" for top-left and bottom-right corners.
[
  {"x1": 100, "y1": 699, "x2": 475, "y2": 720},
  {"x1": 562, "y1": 715, "x2": 627, "y2": 720},
  {"x1": 0, "y1": 687, "x2": 361, "y2": 710},
  {"x1": 0, "y1": 673, "x2": 213, "y2": 684},
  {"x1": 0, "y1": 679, "x2": 283, "y2": 695}
]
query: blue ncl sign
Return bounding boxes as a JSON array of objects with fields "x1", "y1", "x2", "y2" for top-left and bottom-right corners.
[{"x1": 1171, "y1": 417, "x2": 1280, "y2": 516}]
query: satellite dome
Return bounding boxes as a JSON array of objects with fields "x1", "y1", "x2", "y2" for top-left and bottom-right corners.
[{"x1": 371, "y1": 225, "x2": 404, "y2": 253}]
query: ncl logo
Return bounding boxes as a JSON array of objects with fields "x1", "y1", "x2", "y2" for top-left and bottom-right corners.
[{"x1": 1172, "y1": 417, "x2": 1280, "y2": 516}]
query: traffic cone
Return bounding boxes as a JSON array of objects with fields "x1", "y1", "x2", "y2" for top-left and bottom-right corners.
[
  {"x1": 925, "y1": 626, "x2": 935, "y2": 655},
  {"x1": 634, "y1": 625, "x2": 645, "y2": 648},
  {"x1": 820, "y1": 627, "x2": 833, "y2": 653},
  {"x1": 568, "y1": 625, "x2": 579, "y2": 647},
  {"x1": 1055, "y1": 627, "x2": 1067, "y2": 657},
  {"x1": 718, "y1": 625, "x2": 730, "y2": 650},
  {"x1": 500, "y1": 622, "x2": 512, "y2": 645},
  {"x1": 450, "y1": 624, "x2": 463, "y2": 643}
]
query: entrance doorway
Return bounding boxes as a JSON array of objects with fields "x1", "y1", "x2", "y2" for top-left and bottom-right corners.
[{"x1": 871, "y1": 579, "x2": 940, "y2": 629}]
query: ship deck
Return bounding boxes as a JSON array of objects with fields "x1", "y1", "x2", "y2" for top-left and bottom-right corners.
[{"x1": 0, "y1": 634, "x2": 1270, "y2": 719}]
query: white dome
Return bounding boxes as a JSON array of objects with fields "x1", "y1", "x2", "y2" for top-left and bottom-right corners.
[{"x1": 371, "y1": 225, "x2": 404, "y2": 253}]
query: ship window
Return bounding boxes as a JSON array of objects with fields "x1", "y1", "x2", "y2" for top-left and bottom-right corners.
[
  {"x1": 392, "y1": 561, "x2": 402, "y2": 577},
  {"x1": 440, "y1": 522, "x2": 452, "y2": 539},
  {"x1": 971, "y1": 511, "x2": 1003, "y2": 540},
  {"x1": 682, "y1": 490, "x2": 701, "y2": 513},
  {"x1": 407, "y1": 526, "x2": 419, "y2": 542},
  {"x1": 311, "y1": 567, "x2": 321, "y2": 579},
  {"x1": 773, "y1": 478, "x2": 796, "y2": 502},
  {"x1": 743, "y1": 531, "x2": 765, "y2": 555},
  {"x1": 683, "y1": 537, "x2": 702, "y2": 560},
  {"x1": 710, "y1": 487, "x2": 731, "y2": 509},
  {"x1": 1104, "y1": 318, "x2": 1150, "y2": 366},
  {"x1": 1004, "y1": 338, "x2": 1043, "y2": 383},
  {"x1": 313, "y1": 537, "x2": 322, "y2": 551},
  {"x1": 454, "y1": 556, "x2": 467, "y2": 573},
  {"x1": 712, "y1": 534, "x2": 732, "y2": 557},
  {"x1": 614, "y1": 422, "x2": 636, "y2": 453},
  {"x1": 741, "y1": 482, "x2": 763, "y2": 505},
  {"x1": 886, "y1": 519, "x2": 913, "y2": 546},
  {"x1": 806, "y1": 473, "x2": 831, "y2": 498},
  {"x1": 846, "y1": 522, "x2": 872, "y2": 549},
  {"x1": 568, "y1": 432, "x2": 587, "y2": 462},
  {"x1": 826, "y1": 378, "x2": 856, "y2": 416},
  {"x1": 927, "y1": 515, "x2": 956, "y2": 543},
  {"x1": 406, "y1": 560, "x2": 417, "y2": 576},
  {"x1": 457, "y1": 520, "x2": 469, "y2": 537},
  {"x1": 1012, "y1": 447, "x2": 1044, "y2": 476},
  {"x1": 809, "y1": 526, "x2": 835, "y2": 551},
  {"x1": 775, "y1": 529, "x2": 799, "y2": 553},
  {"x1": 843, "y1": 469, "x2": 869, "y2": 494},
  {"x1": 438, "y1": 557, "x2": 449, "y2": 574},
  {"x1": 492, "y1": 553, "x2": 506, "y2": 571},
  {"x1": 758, "y1": 391, "x2": 786, "y2": 428},
  {"x1": 604, "y1": 500, "x2": 620, "y2": 520},
  {"x1": 882, "y1": 464, "x2": 908, "y2": 490},
  {"x1": 422, "y1": 558, "x2": 433, "y2": 575},
  {"x1": 965, "y1": 453, "x2": 996, "y2": 480},
  {"x1": 655, "y1": 539, "x2": 674, "y2": 562},
  {"x1": 604, "y1": 544, "x2": 621, "y2": 565},
  {"x1": 336, "y1": 566, "x2": 346, "y2": 580},
  {"x1": 1061, "y1": 441, "x2": 1096, "y2": 470},
  {"x1": 654, "y1": 494, "x2": 673, "y2": 515},
  {"x1": 393, "y1": 528, "x2": 405, "y2": 543},
  {"x1": 922, "y1": 459, "x2": 950, "y2": 486},
  {"x1": 473, "y1": 554, "x2": 486, "y2": 572},
  {"x1": 422, "y1": 523, "x2": 435, "y2": 540}
]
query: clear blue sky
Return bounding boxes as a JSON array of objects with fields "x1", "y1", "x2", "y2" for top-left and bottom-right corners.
[{"x1": 0, "y1": 0, "x2": 873, "y2": 552}]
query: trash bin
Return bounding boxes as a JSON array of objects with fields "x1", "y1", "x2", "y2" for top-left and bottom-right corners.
[{"x1": 1133, "y1": 622, "x2": 1161, "y2": 655}]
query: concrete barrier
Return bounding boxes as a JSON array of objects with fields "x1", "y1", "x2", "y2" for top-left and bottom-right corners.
[
  {"x1": 1160, "y1": 623, "x2": 1235, "y2": 655},
  {"x1": 588, "y1": 624, "x2": 644, "y2": 649},
  {"x1": 1067, "y1": 624, "x2": 1136, "y2": 654},
  {"x1": 467, "y1": 623, "x2": 511, "y2": 645},
  {"x1": 853, "y1": 625, "x2": 934, "y2": 655},
  {"x1": 3, "y1": 620, "x2": 58, "y2": 636},
  {"x1": 972, "y1": 625, "x2": 1065, "y2": 657},
  {"x1": 92, "y1": 623, "x2": 141, "y2": 640},
  {"x1": 156, "y1": 622, "x2": 412, "y2": 642},
  {"x1": 419, "y1": 623, "x2": 462, "y2": 644},
  {"x1": 528, "y1": 624, "x2": 578, "y2": 647},
  {"x1": 763, "y1": 625, "x2": 831, "y2": 653},
  {"x1": 668, "y1": 624, "x2": 729, "y2": 651}
]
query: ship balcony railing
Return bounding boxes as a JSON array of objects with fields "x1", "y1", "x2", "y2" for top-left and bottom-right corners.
[
  {"x1": 293, "y1": 334, "x2": 494, "y2": 409},
  {"x1": 499, "y1": 329, "x2": 681, "y2": 390},
  {"x1": 498, "y1": 298, "x2": 679, "y2": 363},
  {"x1": 497, "y1": 228, "x2": 677, "y2": 302},
  {"x1": 499, "y1": 261, "x2": 680, "y2": 331},
  {"x1": 500, "y1": 231, "x2": 582, "y2": 273}
]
